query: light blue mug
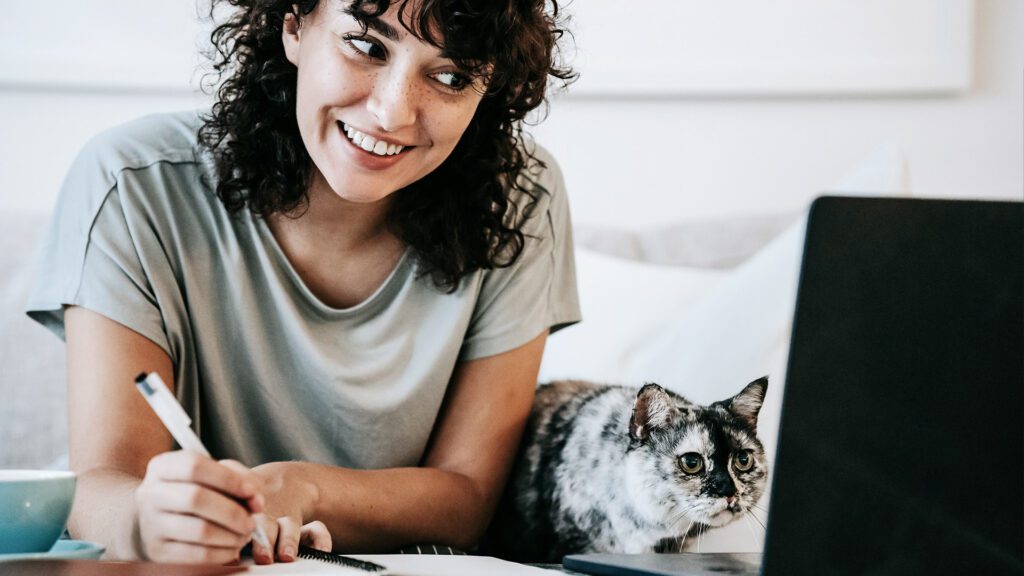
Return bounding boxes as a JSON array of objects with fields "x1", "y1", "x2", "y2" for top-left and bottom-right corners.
[{"x1": 0, "y1": 470, "x2": 76, "y2": 554}]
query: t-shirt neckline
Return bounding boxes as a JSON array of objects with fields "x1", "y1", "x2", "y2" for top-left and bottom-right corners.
[{"x1": 251, "y1": 212, "x2": 413, "y2": 317}]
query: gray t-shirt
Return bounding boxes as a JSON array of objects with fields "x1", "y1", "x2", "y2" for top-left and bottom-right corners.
[{"x1": 26, "y1": 111, "x2": 580, "y2": 470}]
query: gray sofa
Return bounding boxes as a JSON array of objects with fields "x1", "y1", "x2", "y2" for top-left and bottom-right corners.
[{"x1": 1, "y1": 211, "x2": 68, "y2": 469}]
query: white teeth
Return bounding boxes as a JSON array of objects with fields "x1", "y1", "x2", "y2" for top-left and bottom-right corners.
[{"x1": 342, "y1": 123, "x2": 406, "y2": 157}]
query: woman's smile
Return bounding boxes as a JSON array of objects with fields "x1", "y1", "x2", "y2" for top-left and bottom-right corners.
[
  {"x1": 340, "y1": 121, "x2": 412, "y2": 156},
  {"x1": 336, "y1": 120, "x2": 416, "y2": 171}
]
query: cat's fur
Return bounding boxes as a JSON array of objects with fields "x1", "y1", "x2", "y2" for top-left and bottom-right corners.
[{"x1": 486, "y1": 378, "x2": 769, "y2": 563}]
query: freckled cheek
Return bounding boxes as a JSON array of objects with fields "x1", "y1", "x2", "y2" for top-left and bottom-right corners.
[
  {"x1": 426, "y1": 99, "x2": 485, "y2": 147},
  {"x1": 300, "y1": 59, "x2": 373, "y2": 111}
]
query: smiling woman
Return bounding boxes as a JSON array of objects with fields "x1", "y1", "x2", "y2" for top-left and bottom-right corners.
[
  {"x1": 202, "y1": 0, "x2": 575, "y2": 291},
  {"x1": 24, "y1": 0, "x2": 578, "y2": 567}
]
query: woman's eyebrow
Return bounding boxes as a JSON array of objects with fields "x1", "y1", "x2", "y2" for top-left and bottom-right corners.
[{"x1": 352, "y1": 14, "x2": 400, "y2": 41}]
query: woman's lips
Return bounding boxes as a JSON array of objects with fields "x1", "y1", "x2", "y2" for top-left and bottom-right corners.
[
  {"x1": 336, "y1": 121, "x2": 411, "y2": 170},
  {"x1": 339, "y1": 121, "x2": 413, "y2": 157}
]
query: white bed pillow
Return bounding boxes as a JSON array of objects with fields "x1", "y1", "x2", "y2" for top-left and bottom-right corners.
[{"x1": 538, "y1": 249, "x2": 727, "y2": 384}]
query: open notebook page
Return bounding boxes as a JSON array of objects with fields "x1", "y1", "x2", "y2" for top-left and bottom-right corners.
[{"x1": 245, "y1": 554, "x2": 565, "y2": 575}]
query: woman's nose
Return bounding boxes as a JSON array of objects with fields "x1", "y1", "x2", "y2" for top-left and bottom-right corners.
[{"x1": 366, "y1": 69, "x2": 418, "y2": 133}]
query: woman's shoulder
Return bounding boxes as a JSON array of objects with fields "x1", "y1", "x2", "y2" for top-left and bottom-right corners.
[
  {"x1": 52, "y1": 110, "x2": 228, "y2": 249},
  {"x1": 75, "y1": 110, "x2": 205, "y2": 177},
  {"x1": 520, "y1": 141, "x2": 564, "y2": 196},
  {"x1": 60, "y1": 110, "x2": 219, "y2": 216},
  {"x1": 513, "y1": 141, "x2": 570, "y2": 231}
]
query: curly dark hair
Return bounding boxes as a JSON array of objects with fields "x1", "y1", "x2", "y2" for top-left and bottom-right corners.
[{"x1": 199, "y1": 0, "x2": 574, "y2": 291}]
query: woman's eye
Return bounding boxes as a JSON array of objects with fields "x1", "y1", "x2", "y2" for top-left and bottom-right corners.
[
  {"x1": 679, "y1": 453, "x2": 704, "y2": 475},
  {"x1": 347, "y1": 36, "x2": 386, "y2": 60},
  {"x1": 733, "y1": 450, "x2": 754, "y2": 472},
  {"x1": 433, "y1": 71, "x2": 472, "y2": 92}
]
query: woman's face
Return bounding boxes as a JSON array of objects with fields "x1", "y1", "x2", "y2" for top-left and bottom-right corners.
[{"x1": 282, "y1": 1, "x2": 486, "y2": 204}]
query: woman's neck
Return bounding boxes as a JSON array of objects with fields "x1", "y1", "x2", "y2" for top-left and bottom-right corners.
[
  {"x1": 275, "y1": 169, "x2": 397, "y2": 253},
  {"x1": 264, "y1": 170, "x2": 407, "y2": 308}
]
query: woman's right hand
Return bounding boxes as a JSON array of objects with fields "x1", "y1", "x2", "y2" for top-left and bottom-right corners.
[{"x1": 135, "y1": 450, "x2": 265, "y2": 564}]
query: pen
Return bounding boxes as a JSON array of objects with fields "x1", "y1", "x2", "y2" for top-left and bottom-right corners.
[{"x1": 134, "y1": 372, "x2": 272, "y2": 552}]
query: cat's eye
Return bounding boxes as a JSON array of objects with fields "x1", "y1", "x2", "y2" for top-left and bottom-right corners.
[
  {"x1": 679, "y1": 453, "x2": 704, "y2": 474},
  {"x1": 733, "y1": 450, "x2": 754, "y2": 472}
]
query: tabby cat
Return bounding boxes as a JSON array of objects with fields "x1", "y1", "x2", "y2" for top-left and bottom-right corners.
[{"x1": 486, "y1": 377, "x2": 769, "y2": 563}]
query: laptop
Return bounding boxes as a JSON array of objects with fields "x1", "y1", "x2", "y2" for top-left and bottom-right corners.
[{"x1": 564, "y1": 196, "x2": 1024, "y2": 576}]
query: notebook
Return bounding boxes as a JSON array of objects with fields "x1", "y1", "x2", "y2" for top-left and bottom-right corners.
[
  {"x1": 245, "y1": 552, "x2": 564, "y2": 575},
  {"x1": 565, "y1": 196, "x2": 1024, "y2": 576}
]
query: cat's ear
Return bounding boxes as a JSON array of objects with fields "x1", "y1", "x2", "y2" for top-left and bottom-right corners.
[
  {"x1": 629, "y1": 383, "x2": 680, "y2": 442},
  {"x1": 726, "y1": 376, "x2": 768, "y2": 430}
]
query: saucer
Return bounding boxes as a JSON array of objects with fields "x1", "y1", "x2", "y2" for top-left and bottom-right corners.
[{"x1": 0, "y1": 540, "x2": 105, "y2": 561}]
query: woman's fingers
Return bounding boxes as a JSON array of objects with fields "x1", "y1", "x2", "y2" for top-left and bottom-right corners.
[
  {"x1": 251, "y1": 514, "x2": 278, "y2": 565},
  {"x1": 149, "y1": 482, "x2": 256, "y2": 537},
  {"x1": 145, "y1": 539, "x2": 242, "y2": 566},
  {"x1": 300, "y1": 520, "x2": 332, "y2": 553},
  {"x1": 136, "y1": 451, "x2": 266, "y2": 564},
  {"x1": 274, "y1": 516, "x2": 303, "y2": 562},
  {"x1": 137, "y1": 451, "x2": 325, "y2": 566},
  {"x1": 152, "y1": 513, "x2": 251, "y2": 548},
  {"x1": 147, "y1": 452, "x2": 260, "y2": 502},
  {"x1": 249, "y1": 517, "x2": 332, "y2": 564}
]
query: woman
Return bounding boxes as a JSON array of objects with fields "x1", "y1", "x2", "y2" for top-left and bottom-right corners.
[{"x1": 26, "y1": 0, "x2": 578, "y2": 565}]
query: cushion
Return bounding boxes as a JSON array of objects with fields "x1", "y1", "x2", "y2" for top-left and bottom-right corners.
[{"x1": 574, "y1": 211, "x2": 797, "y2": 269}]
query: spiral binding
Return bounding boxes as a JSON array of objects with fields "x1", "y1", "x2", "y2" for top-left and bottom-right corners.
[{"x1": 298, "y1": 545, "x2": 387, "y2": 573}]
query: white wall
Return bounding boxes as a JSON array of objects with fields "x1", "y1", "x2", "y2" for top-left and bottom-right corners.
[
  {"x1": 0, "y1": 1, "x2": 1020, "y2": 227},
  {"x1": 532, "y1": 0, "x2": 1022, "y2": 226}
]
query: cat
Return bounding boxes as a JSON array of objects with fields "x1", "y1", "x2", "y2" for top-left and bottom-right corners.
[{"x1": 485, "y1": 377, "x2": 769, "y2": 563}]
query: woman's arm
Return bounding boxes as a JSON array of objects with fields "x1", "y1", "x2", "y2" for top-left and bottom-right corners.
[
  {"x1": 253, "y1": 331, "x2": 548, "y2": 554},
  {"x1": 69, "y1": 301, "x2": 545, "y2": 558},
  {"x1": 65, "y1": 306, "x2": 267, "y2": 563}
]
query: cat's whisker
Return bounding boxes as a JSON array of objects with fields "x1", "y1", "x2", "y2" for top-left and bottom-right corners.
[
  {"x1": 745, "y1": 506, "x2": 770, "y2": 524},
  {"x1": 670, "y1": 503, "x2": 700, "y2": 518},
  {"x1": 677, "y1": 519, "x2": 695, "y2": 552},
  {"x1": 667, "y1": 503, "x2": 702, "y2": 531},
  {"x1": 741, "y1": 512, "x2": 761, "y2": 548},
  {"x1": 747, "y1": 509, "x2": 768, "y2": 532}
]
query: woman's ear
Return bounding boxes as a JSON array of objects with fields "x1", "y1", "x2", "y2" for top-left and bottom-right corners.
[{"x1": 282, "y1": 11, "x2": 302, "y2": 66}]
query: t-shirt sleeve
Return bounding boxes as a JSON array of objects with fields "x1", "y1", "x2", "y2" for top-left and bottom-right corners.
[
  {"x1": 24, "y1": 137, "x2": 172, "y2": 358},
  {"x1": 458, "y1": 148, "x2": 582, "y2": 361}
]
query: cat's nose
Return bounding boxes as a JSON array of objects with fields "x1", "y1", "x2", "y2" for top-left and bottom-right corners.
[{"x1": 726, "y1": 496, "x2": 737, "y2": 507}]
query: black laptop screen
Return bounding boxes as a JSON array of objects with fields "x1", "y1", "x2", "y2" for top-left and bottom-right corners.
[{"x1": 763, "y1": 197, "x2": 1023, "y2": 575}]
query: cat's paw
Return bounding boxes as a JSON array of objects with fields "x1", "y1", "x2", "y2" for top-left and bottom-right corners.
[{"x1": 653, "y1": 536, "x2": 685, "y2": 553}]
